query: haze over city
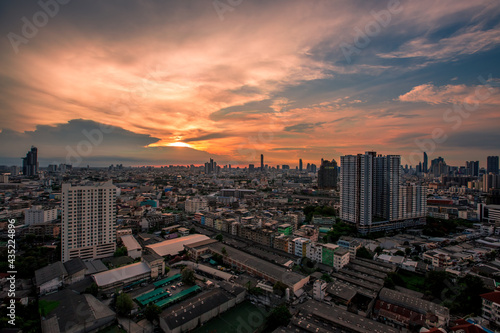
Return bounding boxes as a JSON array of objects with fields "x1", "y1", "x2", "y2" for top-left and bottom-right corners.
[{"x1": 1, "y1": 0, "x2": 500, "y2": 167}]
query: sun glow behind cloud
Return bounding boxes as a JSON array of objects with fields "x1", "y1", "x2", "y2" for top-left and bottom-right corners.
[{"x1": 165, "y1": 142, "x2": 192, "y2": 148}]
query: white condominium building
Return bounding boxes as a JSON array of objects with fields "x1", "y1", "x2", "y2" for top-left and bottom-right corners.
[{"x1": 61, "y1": 181, "x2": 117, "y2": 262}]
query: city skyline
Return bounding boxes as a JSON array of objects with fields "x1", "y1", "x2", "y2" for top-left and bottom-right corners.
[
  {"x1": 6, "y1": 146, "x2": 500, "y2": 172},
  {"x1": 1, "y1": 1, "x2": 500, "y2": 167}
]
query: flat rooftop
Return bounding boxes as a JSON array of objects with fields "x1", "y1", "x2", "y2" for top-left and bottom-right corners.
[
  {"x1": 160, "y1": 289, "x2": 230, "y2": 330},
  {"x1": 379, "y1": 288, "x2": 450, "y2": 317},
  {"x1": 339, "y1": 268, "x2": 384, "y2": 286},
  {"x1": 146, "y1": 234, "x2": 210, "y2": 256},
  {"x1": 298, "y1": 300, "x2": 398, "y2": 333},
  {"x1": 350, "y1": 258, "x2": 396, "y2": 274},
  {"x1": 92, "y1": 262, "x2": 150, "y2": 287},
  {"x1": 208, "y1": 242, "x2": 307, "y2": 287},
  {"x1": 328, "y1": 278, "x2": 377, "y2": 299},
  {"x1": 121, "y1": 234, "x2": 142, "y2": 251},
  {"x1": 331, "y1": 272, "x2": 382, "y2": 293},
  {"x1": 184, "y1": 238, "x2": 218, "y2": 249}
]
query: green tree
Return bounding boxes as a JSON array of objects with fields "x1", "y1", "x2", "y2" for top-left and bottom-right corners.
[
  {"x1": 144, "y1": 304, "x2": 161, "y2": 322},
  {"x1": 24, "y1": 233, "x2": 36, "y2": 244},
  {"x1": 114, "y1": 246, "x2": 127, "y2": 257},
  {"x1": 451, "y1": 274, "x2": 488, "y2": 316},
  {"x1": 384, "y1": 276, "x2": 396, "y2": 289},
  {"x1": 189, "y1": 227, "x2": 196, "y2": 234},
  {"x1": 181, "y1": 267, "x2": 196, "y2": 285},
  {"x1": 386, "y1": 272, "x2": 405, "y2": 286},
  {"x1": 273, "y1": 281, "x2": 288, "y2": 296},
  {"x1": 324, "y1": 222, "x2": 357, "y2": 243},
  {"x1": 356, "y1": 246, "x2": 373, "y2": 259},
  {"x1": 375, "y1": 246, "x2": 383, "y2": 254},
  {"x1": 85, "y1": 283, "x2": 98, "y2": 297},
  {"x1": 215, "y1": 234, "x2": 223, "y2": 242},
  {"x1": 405, "y1": 248, "x2": 412, "y2": 256},
  {"x1": 116, "y1": 293, "x2": 134, "y2": 316},
  {"x1": 424, "y1": 271, "x2": 449, "y2": 299},
  {"x1": 321, "y1": 274, "x2": 333, "y2": 283},
  {"x1": 248, "y1": 287, "x2": 264, "y2": 296},
  {"x1": 395, "y1": 250, "x2": 405, "y2": 256},
  {"x1": 268, "y1": 305, "x2": 291, "y2": 329},
  {"x1": 164, "y1": 266, "x2": 171, "y2": 275},
  {"x1": 221, "y1": 247, "x2": 227, "y2": 256}
]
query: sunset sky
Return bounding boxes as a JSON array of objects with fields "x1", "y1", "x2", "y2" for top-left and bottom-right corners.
[{"x1": 1, "y1": 0, "x2": 499, "y2": 168}]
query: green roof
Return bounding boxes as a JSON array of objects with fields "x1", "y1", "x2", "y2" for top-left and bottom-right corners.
[
  {"x1": 153, "y1": 274, "x2": 182, "y2": 288},
  {"x1": 154, "y1": 285, "x2": 201, "y2": 308},
  {"x1": 136, "y1": 288, "x2": 168, "y2": 306}
]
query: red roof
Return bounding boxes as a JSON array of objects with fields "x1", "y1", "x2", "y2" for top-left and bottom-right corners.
[
  {"x1": 480, "y1": 291, "x2": 500, "y2": 304},
  {"x1": 450, "y1": 321, "x2": 486, "y2": 333}
]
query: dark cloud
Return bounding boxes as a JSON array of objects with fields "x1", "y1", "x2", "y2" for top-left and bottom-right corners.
[
  {"x1": 441, "y1": 130, "x2": 500, "y2": 149},
  {"x1": 284, "y1": 122, "x2": 326, "y2": 133},
  {"x1": 183, "y1": 132, "x2": 233, "y2": 142},
  {"x1": 0, "y1": 119, "x2": 218, "y2": 166},
  {"x1": 209, "y1": 100, "x2": 274, "y2": 121}
]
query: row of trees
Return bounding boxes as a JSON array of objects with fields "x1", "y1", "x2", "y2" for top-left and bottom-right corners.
[{"x1": 384, "y1": 270, "x2": 488, "y2": 316}]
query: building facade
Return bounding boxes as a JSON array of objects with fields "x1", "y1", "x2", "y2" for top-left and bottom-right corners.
[
  {"x1": 61, "y1": 181, "x2": 117, "y2": 262},
  {"x1": 317, "y1": 159, "x2": 338, "y2": 189},
  {"x1": 22, "y1": 146, "x2": 38, "y2": 177},
  {"x1": 25, "y1": 205, "x2": 58, "y2": 225},
  {"x1": 341, "y1": 152, "x2": 425, "y2": 233}
]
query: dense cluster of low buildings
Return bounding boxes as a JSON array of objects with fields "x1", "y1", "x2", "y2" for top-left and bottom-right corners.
[{"x1": 1, "y1": 151, "x2": 500, "y2": 333}]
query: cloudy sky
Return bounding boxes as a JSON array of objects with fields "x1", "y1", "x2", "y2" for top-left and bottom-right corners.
[{"x1": 1, "y1": 0, "x2": 499, "y2": 167}]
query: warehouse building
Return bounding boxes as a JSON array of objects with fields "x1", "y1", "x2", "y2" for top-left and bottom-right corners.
[
  {"x1": 120, "y1": 234, "x2": 142, "y2": 259},
  {"x1": 146, "y1": 234, "x2": 210, "y2": 257},
  {"x1": 92, "y1": 262, "x2": 151, "y2": 292},
  {"x1": 274, "y1": 300, "x2": 398, "y2": 333},
  {"x1": 159, "y1": 285, "x2": 246, "y2": 333},
  {"x1": 208, "y1": 242, "x2": 309, "y2": 292}
]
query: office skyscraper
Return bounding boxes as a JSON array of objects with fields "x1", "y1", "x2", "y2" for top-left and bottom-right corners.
[
  {"x1": 466, "y1": 161, "x2": 479, "y2": 177},
  {"x1": 299, "y1": 159, "x2": 303, "y2": 172},
  {"x1": 261, "y1": 154, "x2": 264, "y2": 171},
  {"x1": 340, "y1": 153, "x2": 374, "y2": 229},
  {"x1": 61, "y1": 181, "x2": 117, "y2": 262},
  {"x1": 22, "y1": 146, "x2": 38, "y2": 177},
  {"x1": 373, "y1": 154, "x2": 400, "y2": 221},
  {"x1": 317, "y1": 159, "x2": 338, "y2": 189},
  {"x1": 430, "y1": 157, "x2": 448, "y2": 177},
  {"x1": 399, "y1": 184, "x2": 426, "y2": 219},
  {"x1": 204, "y1": 158, "x2": 218, "y2": 174},
  {"x1": 340, "y1": 152, "x2": 425, "y2": 233},
  {"x1": 487, "y1": 156, "x2": 499, "y2": 175},
  {"x1": 423, "y1": 152, "x2": 428, "y2": 173}
]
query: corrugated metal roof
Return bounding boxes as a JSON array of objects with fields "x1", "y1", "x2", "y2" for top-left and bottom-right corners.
[
  {"x1": 146, "y1": 235, "x2": 209, "y2": 256},
  {"x1": 121, "y1": 234, "x2": 142, "y2": 251},
  {"x1": 92, "y1": 262, "x2": 150, "y2": 287}
]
